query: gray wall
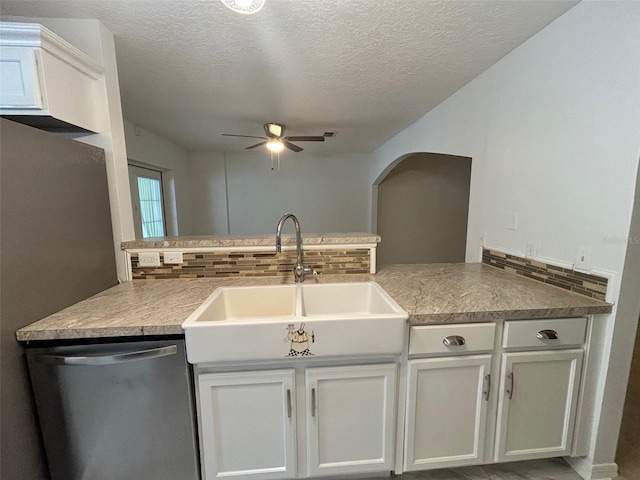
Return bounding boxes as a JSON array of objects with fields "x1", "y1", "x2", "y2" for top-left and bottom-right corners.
[
  {"x1": 189, "y1": 150, "x2": 371, "y2": 235},
  {"x1": 0, "y1": 120, "x2": 118, "y2": 479},
  {"x1": 376, "y1": 153, "x2": 471, "y2": 265}
]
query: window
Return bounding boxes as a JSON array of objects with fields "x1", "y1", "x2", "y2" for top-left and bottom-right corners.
[
  {"x1": 128, "y1": 165, "x2": 166, "y2": 238},
  {"x1": 137, "y1": 176, "x2": 165, "y2": 237}
]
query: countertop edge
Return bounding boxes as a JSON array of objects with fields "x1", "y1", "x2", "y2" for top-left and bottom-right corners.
[
  {"x1": 407, "y1": 305, "x2": 612, "y2": 325},
  {"x1": 15, "y1": 263, "x2": 614, "y2": 342},
  {"x1": 121, "y1": 233, "x2": 381, "y2": 249}
]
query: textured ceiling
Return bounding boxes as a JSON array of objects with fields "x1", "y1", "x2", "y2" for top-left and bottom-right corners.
[{"x1": 1, "y1": 0, "x2": 578, "y2": 153}]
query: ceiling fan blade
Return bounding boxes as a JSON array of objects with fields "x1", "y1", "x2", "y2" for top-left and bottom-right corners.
[
  {"x1": 245, "y1": 141, "x2": 268, "y2": 149},
  {"x1": 284, "y1": 136, "x2": 325, "y2": 142},
  {"x1": 222, "y1": 134, "x2": 267, "y2": 139},
  {"x1": 284, "y1": 141, "x2": 303, "y2": 153}
]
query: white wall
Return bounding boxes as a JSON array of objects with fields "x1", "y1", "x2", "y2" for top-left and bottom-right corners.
[
  {"x1": 189, "y1": 150, "x2": 371, "y2": 235},
  {"x1": 370, "y1": 0, "x2": 640, "y2": 471},
  {"x1": 123, "y1": 120, "x2": 192, "y2": 236},
  {"x1": 371, "y1": 2, "x2": 640, "y2": 275}
]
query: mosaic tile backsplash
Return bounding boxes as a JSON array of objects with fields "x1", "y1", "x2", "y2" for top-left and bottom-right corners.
[
  {"x1": 130, "y1": 249, "x2": 371, "y2": 280},
  {"x1": 482, "y1": 248, "x2": 608, "y2": 301}
]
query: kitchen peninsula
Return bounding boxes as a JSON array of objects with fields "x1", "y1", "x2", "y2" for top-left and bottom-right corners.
[{"x1": 16, "y1": 249, "x2": 613, "y2": 480}]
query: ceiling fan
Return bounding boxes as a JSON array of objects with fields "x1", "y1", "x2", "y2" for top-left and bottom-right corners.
[{"x1": 222, "y1": 123, "x2": 325, "y2": 152}]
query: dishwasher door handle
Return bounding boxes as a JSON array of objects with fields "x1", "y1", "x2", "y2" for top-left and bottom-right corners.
[{"x1": 34, "y1": 345, "x2": 178, "y2": 366}]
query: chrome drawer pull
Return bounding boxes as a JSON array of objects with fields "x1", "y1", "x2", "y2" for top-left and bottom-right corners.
[
  {"x1": 536, "y1": 329, "x2": 558, "y2": 340},
  {"x1": 311, "y1": 388, "x2": 316, "y2": 417},
  {"x1": 443, "y1": 335, "x2": 466, "y2": 346}
]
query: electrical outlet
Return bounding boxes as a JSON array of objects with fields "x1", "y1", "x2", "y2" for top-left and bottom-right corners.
[
  {"x1": 526, "y1": 241, "x2": 538, "y2": 259},
  {"x1": 575, "y1": 247, "x2": 592, "y2": 271},
  {"x1": 508, "y1": 212, "x2": 518, "y2": 231},
  {"x1": 480, "y1": 232, "x2": 487, "y2": 246},
  {"x1": 163, "y1": 252, "x2": 183, "y2": 264},
  {"x1": 138, "y1": 251, "x2": 161, "y2": 267}
]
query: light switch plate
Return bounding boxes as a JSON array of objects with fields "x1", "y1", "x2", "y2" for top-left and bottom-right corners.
[{"x1": 163, "y1": 252, "x2": 183, "y2": 264}]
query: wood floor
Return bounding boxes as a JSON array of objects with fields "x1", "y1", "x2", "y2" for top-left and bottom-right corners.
[
  {"x1": 615, "y1": 318, "x2": 640, "y2": 480},
  {"x1": 374, "y1": 458, "x2": 583, "y2": 480}
]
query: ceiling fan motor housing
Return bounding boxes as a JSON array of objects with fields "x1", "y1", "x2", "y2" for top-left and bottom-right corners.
[{"x1": 265, "y1": 123, "x2": 284, "y2": 137}]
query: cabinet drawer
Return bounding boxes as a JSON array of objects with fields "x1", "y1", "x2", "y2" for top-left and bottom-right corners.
[
  {"x1": 409, "y1": 323, "x2": 496, "y2": 356},
  {"x1": 502, "y1": 317, "x2": 587, "y2": 350}
]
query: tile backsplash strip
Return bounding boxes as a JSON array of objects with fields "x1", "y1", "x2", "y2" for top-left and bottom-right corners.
[
  {"x1": 130, "y1": 248, "x2": 371, "y2": 280},
  {"x1": 482, "y1": 248, "x2": 608, "y2": 301}
]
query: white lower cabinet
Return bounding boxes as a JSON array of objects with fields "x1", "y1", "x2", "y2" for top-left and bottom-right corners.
[
  {"x1": 402, "y1": 318, "x2": 589, "y2": 473},
  {"x1": 305, "y1": 364, "x2": 397, "y2": 476},
  {"x1": 197, "y1": 363, "x2": 397, "y2": 480},
  {"x1": 197, "y1": 369, "x2": 297, "y2": 480},
  {"x1": 494, "y1": 349, "x2": 584, "y2": 462},
  {"x1": 404, "y1": 355, "x2": 492, "y2": 471}
]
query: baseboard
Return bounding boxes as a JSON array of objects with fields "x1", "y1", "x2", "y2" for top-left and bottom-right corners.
[{"x1": 565, "y1": 456, "x2": 619, "y2": 480}]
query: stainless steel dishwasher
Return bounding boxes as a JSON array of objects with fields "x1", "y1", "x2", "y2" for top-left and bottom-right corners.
[{"x1": 26, "y1": 339, "x2": 200, "y2": 480}]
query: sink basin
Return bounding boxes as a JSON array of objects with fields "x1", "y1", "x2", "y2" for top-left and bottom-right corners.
[
  {"x1": 183, "y1": 282, "x2": 408, "y2": 364},
  {"x1": 299, "y1": 282, "x2": 402, "y2": 317},
  {"x1": 194, "y1": 284, "x2": 297, "y2": 322}
]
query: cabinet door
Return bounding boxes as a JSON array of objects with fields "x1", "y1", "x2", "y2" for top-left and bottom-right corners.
[
  {"x1": 0, "y1": 47, "x2": 45, "y2": 109},
  {"x1": 495, "y1": 350, "x2": 583, "y2": 462},
  {"x1": 198, "y1": 370, "x2": 296, "y2": 480},
  {"x1": 404, "y1": 355, "x2": 492, "y2": 471},
  {"x1": 305, "y1": 364, "x2": 397, "y2": 477}
]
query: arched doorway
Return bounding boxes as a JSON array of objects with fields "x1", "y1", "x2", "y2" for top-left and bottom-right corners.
[{"x1": 375, "y1": 152, "x2": 471, "y2": 265}]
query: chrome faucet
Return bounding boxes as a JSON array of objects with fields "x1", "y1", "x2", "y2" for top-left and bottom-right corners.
[{"x1": 275, "y1": 213, "x2": 313, "y2": 283}]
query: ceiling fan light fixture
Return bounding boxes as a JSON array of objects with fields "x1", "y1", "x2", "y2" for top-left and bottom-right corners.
[
  {"x1": 220, "y1": 0, "x2": 265, "y2": 14},
  {"x1": 266, "y1": 139, "x2": 285, "y2": 152}
]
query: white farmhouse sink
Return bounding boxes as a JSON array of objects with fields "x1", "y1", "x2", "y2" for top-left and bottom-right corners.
[{"x1": 183, "y1": 282, "x2": 408, "y2": 364}]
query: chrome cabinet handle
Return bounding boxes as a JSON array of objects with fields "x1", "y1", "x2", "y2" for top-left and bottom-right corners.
[
  {"x1": 311, "y1": 388, "x2": 316, "y2": 417},
  {"x1": 536, "y1": 329, "x2": 558, "y2": 340},
  {"x1": 483, "y1": 374, "x2": 491, "y2": 401},
  {"x1": 286, "y1": 389, "x2": 292, "y2": 419},
  {"x1": 443, "y1": 335, "x2": 466, "y2": 346},
  {"x1": 34, "y1": 345, "x2": 178, "y2": 366},
  {"x1": 506, "y1": 372, "x2": 514, "y2": 400}
]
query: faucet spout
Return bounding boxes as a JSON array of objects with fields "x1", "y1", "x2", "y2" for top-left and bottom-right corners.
[{"x1": 275, "y1": 213, "x2": 311, "y2": 282}]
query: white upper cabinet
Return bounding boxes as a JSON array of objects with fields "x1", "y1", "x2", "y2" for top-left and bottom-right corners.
[{"x1": 0, "y1": 22, "x2": 104, "y2": 132}]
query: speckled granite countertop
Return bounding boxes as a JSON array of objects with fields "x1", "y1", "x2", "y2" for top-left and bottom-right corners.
[
  {"x1": 16, "y1": 263, "x2": 612, "y2": 342},
  {"x1": 121, "y1": 233, "x2": 380, "y2": 249}
]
